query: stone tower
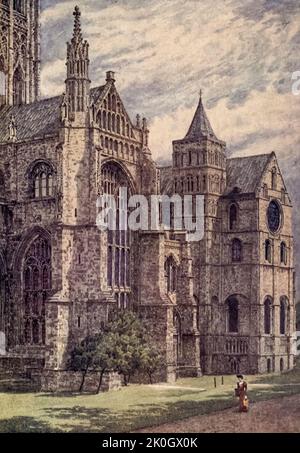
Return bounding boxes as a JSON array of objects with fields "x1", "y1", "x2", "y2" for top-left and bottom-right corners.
[
  {"x1": 0, "y1": 0, "x2": 40, "y2": 107},
  {"x1": 171, "y1": 93, "x2": 227, "y2": 372}
]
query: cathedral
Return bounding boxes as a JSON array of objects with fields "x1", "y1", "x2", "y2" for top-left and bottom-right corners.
[{"x1": 0, "y1": 2, "x2": 296, "y2": 391}]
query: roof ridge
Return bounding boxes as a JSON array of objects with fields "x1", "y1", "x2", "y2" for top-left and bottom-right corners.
[{"x1": 227, "y1": 152, "x2": 272, "y2": 161}]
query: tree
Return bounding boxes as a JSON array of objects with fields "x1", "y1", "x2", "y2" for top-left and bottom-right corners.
[
  {"x1": 106, "y1": 310, "x2": 148, "y2": 385},
  {"x1": 69, "y1": 334, "x2": 100, "y2": 392},
  {"x1": 93, "y1": 331, "x2": 118, "y2": 394},
  {"x1": 140, "y1": 346, "x2": 163, "y2": 384}
]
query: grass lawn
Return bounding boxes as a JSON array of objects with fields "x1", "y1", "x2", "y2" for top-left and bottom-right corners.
[{"x1": 0, "y1": 361, "x2": 300, "y2": 433}]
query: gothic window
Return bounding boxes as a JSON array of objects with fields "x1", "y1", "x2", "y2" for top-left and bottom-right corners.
[
  {"x1": 122, "y1": 118, "x2": 125, "y2": 135},
  {"x1": 22, "y1": 235, "x2": 51, "y2": 345},
  {"x1": 165, "y1": 256, "x2": 177, "y2": 294},
  {"x1": 227, "y1": 296, "x2": 238, "y2": 333},
  {"x1": 116, "y1": 115, "x2": 120, "y2": 134},
  {"x1": 124, "y1": 143, "x2": 129, "y2": 159},
  {"x1": 105, "y1": 137, "x2": 108, "y2": 149},
  {"x1": 265, "y1": 239, "x2": 272, "y2": 263},
  {"x1": 102, "y1": 162, "x2": 132, "y2": 308},
  {"x1": 264, "y1": 297, "x2": 272, "y2": 334},
  {"x1": 232, "y1": 238, "x2": 242, "y2": 262},
  {"x1": 109, "y1": 138, "x2": 113, "y2": 152},
  {"x1": 13, "y1": 0, "x2": 24, "y2": 13},
  {"x1": 271, "y1": 167, "x2": 277, "y2": 190},
  {"x1": 108, "y1": 94, "x2": 111, "y2": 110},
  {"x1": 188, "y1": 150, "x2": 192, "y2": 166},
  {"x1": 119, "y1": 142, "x2": 124, "y2": 156},
  {"x1": 280, "y1": 358, "x2": 284, "y2": 372},
  {"x1": 280, "y1": 242, "x2": 287, "y2": 265},
  {"x1": 112, "y1": 114, "x2": 115, "y2": 132},
  {"x1": 31, "y1": 162, "x2": 54, "y2": 199},
  {"x1": 112, "y1": 95, "x2": 116, "y2": 112},
  {"x1": 13, "y1": 66, "x2": 24, "y2": 105},
  {"x1": 280, "y1": 297, "x2": 288, "y2": 335},
  {"x1": 267, "y1": 358, "x2": 271, "y2": 373},
  {"x1": 108, "y1": 112, "x2": 111, "y2": 131},
  {"x1": 229, "y1": 204, "x2": 238, "y2": 230},
  {"x1": 126, "y1": 124, "x2": 130, "y2": 137},
  {"x1": 114, "y1": 140, "x2": 118, "y2": 153},
  {"x1": 102, "y1": 111, "x2": 106, "y2": 129}
]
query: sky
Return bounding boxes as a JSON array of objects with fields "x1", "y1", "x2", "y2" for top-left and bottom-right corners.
[{"x1": 41, "y1": 0, "x2": 300, "y2": 294}]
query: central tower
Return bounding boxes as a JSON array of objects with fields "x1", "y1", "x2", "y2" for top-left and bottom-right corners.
[{"x1": 0, "y1": 0, "x2": 40, "y2": 107}]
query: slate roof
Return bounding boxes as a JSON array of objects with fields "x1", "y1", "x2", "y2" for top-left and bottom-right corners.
[
  {"x1": 0, "y1": 86, "x2": 105, "y2": 144},
  {"x1": 185, "y1": 95, "x2": 218, "y2": 141},
  {"x1": 225, "y1": 153, "x2": 272, "y2": 195}
]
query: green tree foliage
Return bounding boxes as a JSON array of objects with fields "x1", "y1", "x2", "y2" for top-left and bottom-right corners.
[{"x1": 69, "y1": 310, "x2": 163, "y2": 393}]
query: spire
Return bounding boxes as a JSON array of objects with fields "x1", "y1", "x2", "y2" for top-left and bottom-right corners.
[
  {"x1": 65, "y1": 6, "x2": 90, "y2": 119},
  {"x1": 185, "y1": 91, "x2": 217, "y2": 140},
  {"x1": 72, "y1": 5, "x2": 83, "y2": 44}
]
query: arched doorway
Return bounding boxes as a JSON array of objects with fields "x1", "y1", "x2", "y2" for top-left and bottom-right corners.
[
  {"x1": 22, "y1": 235, "x2": 51, "y2": 345},
  {"x1": 101, "y1": 161, "x2": 133, "y2": 309}
]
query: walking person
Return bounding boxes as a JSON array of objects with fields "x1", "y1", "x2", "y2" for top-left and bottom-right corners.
[{"x1": 235, "y1": 374, "x2": 249, "y2": 412}]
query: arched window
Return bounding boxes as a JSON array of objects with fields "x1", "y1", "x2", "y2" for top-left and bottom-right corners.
[
  {"x1": 271, "y1": 167, "x2": 277, "y2": 190},
  {"x1": 232, "y1": 238, "x2": 242, "y2": 262},
  {"x1": 102, "y1": 111, "x2": 107, "y2": 129},
  {"x1": 116, "y1": 115, "x2": 120, "y2": 134},
  {"x1": 265, "y1": 239, "x2": 272, "y2": 263},
  {"x1": 101, "y1": 162, "x2": 132, "y2": 308},
  {"x1": 107, "y1": 112, "x2": 111, "y2": 131},
  {"x1": 280, "y1": 242, "x2": 287, "y2": 265},
  {"x1": 112, "y1": 114, "x2": 115, "y2": 132},
  {"x1": 229, "y1": 204, "x2": 238, "y2": 230},
  {"x1": 13, "y1": 0, "x2": 24, "y2": 13},
  {"x1": 280, "y1": 297, "x2": 287, "y2": 335},
  {"x1": 165, "y1": 256, "x2": 177, "y2": 294},
  {"x1": 22, "y1": 235, "x2": 51, "y2": 345},
  {"x1": 267, "y1": 358, "x2": 271, "y2": 373},
  {"x1": 264, "y1": 297, "x2": 272, "y2": 334},
  {"x1": 31, "y1": 162, "x2": 54, "y2": 199},
  {"x1": 280, "y1": 358, "x2": 284, "y2": 372},
  {"x1": 13, "y1": 66, "x2": 24, "y2": 105},
  {"x1": 227, "y1": 296, "x2": 238, "y2": 333},
  {"x1": 112, "y1": 94, "x2": 116, "y2": 112}
]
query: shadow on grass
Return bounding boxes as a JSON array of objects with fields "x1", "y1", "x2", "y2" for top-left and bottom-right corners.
[
  {"x1": 0, "y1": 416, "x2": 62, "y2": 433},
  {"x1": 40, "y1": 383, "x2": 300, "y2": 433}
]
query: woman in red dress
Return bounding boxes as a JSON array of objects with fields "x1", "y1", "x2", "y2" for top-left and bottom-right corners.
[{"x1": 236, "y1": 374, "x2": 248, "y2": 412}]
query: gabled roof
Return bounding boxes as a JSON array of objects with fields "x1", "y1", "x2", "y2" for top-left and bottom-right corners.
[
  {"x1": 0, "y1": 86, "x2": 105, "y2": 144},
  {"x1": 185, "y1": 94, "x2": 218, "y2": 141},
  {"x1": 225, "y1": 153, "x2": 272, "y2": 195}
]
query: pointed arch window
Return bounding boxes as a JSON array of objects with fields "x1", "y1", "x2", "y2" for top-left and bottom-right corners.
[
  {"x1": 13, "y1": 0, "x2": 24, "y2": 13},
  {"x1": 22, "y1": 235, "x2": 51, "y2": 345},
  {"x1": 229, "y1": 204, "x2": 238, "y2": 230},
  {"x1": 232, "y1": 238, "x2": 242, "y2": 262},
  {"x1": 30, "y1": 162, "x2": 54, "y2": 199},
  {"x1": 264, "y1": 297, "x2": 272, "y2": 334},
  {"x1": 165, "y1": 256, "x2": 177, "y2": 294},
  {"x1": 280, "y1": 297, "x2": 288, "y2": 335},
  {"x1": 265, "y1": 239, "x2": 272, "y2": 263},
  {"x1": 226, "y1": 296, "x2": 238, "y2": 333},
  {"x1": 101, "y1": 162, "x2": 132, "y2": 308},
  {"x1": 280, "y1": 242, "x2": 287, "y2": 265},
  {"x1": 13, "y1": 66, "x2": 24, "y2": 105}
]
